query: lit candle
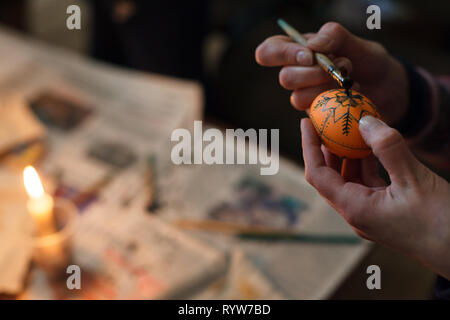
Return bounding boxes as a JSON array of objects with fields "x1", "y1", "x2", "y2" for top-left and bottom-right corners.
[{"x1": 23, "y1": 166, "x2": 55, "y2": 236}]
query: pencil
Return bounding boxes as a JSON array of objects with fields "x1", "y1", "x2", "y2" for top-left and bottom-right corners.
[
  {"x1": 237, "y1": 232, "x2": 361, "y2": 244},
  {"x1": 175, "y1": 219, "x2": 361, "y2": 244},
  {"x1": 277, "y1": 19, "x2": 353, "y2": 91}
]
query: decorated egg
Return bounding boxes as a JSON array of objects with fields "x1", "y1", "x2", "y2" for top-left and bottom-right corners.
[{"x1": 309, "y1": 88, "x2": 380, "y2": 159}]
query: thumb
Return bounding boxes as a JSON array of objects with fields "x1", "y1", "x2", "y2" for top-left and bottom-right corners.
[
  {"x1": 307, "y1": 22, "x2": 379, "y2": 65},
  {"x1": 359, "y1": 115, "x2": 421, "y2": 186}
]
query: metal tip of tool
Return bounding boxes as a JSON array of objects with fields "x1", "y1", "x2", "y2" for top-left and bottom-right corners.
[{"x1": 342, "y1": 77, "x2": 354, "y2": 91}]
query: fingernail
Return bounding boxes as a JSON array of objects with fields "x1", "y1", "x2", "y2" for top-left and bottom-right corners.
[
  {"x1": 296, "y1": 50, "x2": 313, "y2": 65},
  {"x1": 359, "y1": 115, "x2": 383, "y2": 132},
  {"x1": 307, "y1": 34, "x2": 331, "y2": 49}
]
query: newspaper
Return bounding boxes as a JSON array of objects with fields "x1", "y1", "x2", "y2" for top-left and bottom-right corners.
[
  {"x1": 161, "y1": 153, "x2": 321, "y2": 233},
  {"x1": 193, "y1": 249, "x2": 285, "y2": 300},
  {"x1": 159, "y1": 157, "x2": 371, "y2": 299},
  {"x1": 0, "y1": 25, "x2": 202, "y2": 207},
  {"x1": 22, "y1": 207, "x2": 227, "y2": 299},
  {"x1": 0, "y1": 26, "x2": 223, "y2": 299}
]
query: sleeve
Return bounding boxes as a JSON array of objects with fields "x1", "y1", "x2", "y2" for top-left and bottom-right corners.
[
  {"x1": 395, "y1": 63, "x2": 450, "y2": 299},
  {"x1": 434, "y1": 276, "x2": 450, "y2": 300},
  {"x1": 393, "y1": 61, "x2": 450, "y2": 171}
]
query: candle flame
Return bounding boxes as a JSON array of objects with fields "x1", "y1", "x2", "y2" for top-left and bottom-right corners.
[{"x1": 23, "y1": 166, "x2": 45, "y2": 199}]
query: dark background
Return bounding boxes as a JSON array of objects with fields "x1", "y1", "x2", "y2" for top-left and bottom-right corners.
[{"x1": 2, "y1": 0, "x2": 449, "y2": 163}]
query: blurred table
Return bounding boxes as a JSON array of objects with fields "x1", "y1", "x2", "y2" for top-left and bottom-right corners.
[{"x1": 0, "y1": 25, "x2": 371, "y2": 300}]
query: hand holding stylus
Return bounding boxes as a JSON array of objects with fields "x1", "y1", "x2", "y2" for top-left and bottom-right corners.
[
  {"x1": 255, "y1": 21, "x2": 409, "y2": 125},
  {"x1": 256, "y1": 22, "x2": 450, "y2": 281}
]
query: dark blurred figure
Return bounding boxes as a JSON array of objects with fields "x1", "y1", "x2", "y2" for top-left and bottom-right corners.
[
  {"x1": 0, "y1": 0, "x2": 27, "y2": 31},
  {"x1": 88, "y1": 0, "x2": 318, "y2": 161},
  {"x1": 91, "y1": 0, "x2": 207, "y2": 80}
]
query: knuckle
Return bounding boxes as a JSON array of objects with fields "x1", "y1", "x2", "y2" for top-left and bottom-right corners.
[
  {"x1": 340, "y1": 187, "x2": 370, "y2": 229},
  {"x1": 367, "y1": 40, "x2": 387, "y2": 55},
  {"x1": 345, "y1": 212, "x2": 366, "y2": 230},
  {"x1": 278, "y1": 43, "x2": 293, "y2": 64},
  {"x1": 304, "y1": 170, "x2": 316, "y2": 187},
  {"x1": 342, "y1": 207, "x2": 356, "y2": 225},
  {"x1": 279, "y1": 67, "x2": 295, "y2": 89},
  {"x1": 315, "y1": 22, "x2": 349, "y2": 52},
  {"x1": 321, "y1": 21, "x2": 345, "y2": 37},
  {"x1": 335, "y1": 58, "x2": 352, "y2": 73},
  {"x1": 372, "y1": 128, "x2": 403, "y2": 152}
]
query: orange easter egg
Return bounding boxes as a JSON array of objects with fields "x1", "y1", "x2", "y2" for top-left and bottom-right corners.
[{"x1": 309, "y1": 88, "x2": 380, "y2": 159}]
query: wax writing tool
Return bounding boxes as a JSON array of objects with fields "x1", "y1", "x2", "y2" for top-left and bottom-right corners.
[{"x1": 277, "y1": 19, "x2": 353, "y2": 92}]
